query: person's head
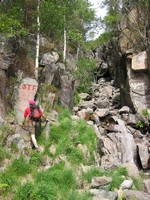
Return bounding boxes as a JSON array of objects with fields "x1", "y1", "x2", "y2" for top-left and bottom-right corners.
[{"x1": 29, "y1": 100, "x2": 35, "y2": 105}]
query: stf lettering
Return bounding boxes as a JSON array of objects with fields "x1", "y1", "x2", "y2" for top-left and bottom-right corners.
[{"x1": 22, "y1": 84, "x2": 37, "y2": 91}]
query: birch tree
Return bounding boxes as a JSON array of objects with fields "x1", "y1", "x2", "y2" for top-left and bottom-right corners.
[
  {"x1": 35, "y1": 0, "x2": 40, "y2": 80},
  {"x1": 40, "y1": 0, "x2": 95, "y2": 62},
  {"x1": 100, "y1": 0, "x2": 150, "y2": 49}
]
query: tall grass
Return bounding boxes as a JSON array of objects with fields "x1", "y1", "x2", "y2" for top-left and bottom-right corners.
[
  {"x1": 108, "y1": 167, "x2": 128, "y2": 191},
  {"x1": 13, "y1": 162, "x2": 81, "y2": 200},
  {"x1": 83, "y1": 166, "x2": 128, "y2": 191},
  {"x1": 49, "y1": 111, "x2": 97, "y2": 165}
]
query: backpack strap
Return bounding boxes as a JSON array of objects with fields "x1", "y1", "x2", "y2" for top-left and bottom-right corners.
[{"x1": 29, "y1": 105, "x2": 41, "y2": 122}]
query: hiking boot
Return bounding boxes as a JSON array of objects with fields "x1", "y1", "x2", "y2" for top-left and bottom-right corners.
[{"x1": 32, "y1": 146, "x2": 40, "y2": 151}]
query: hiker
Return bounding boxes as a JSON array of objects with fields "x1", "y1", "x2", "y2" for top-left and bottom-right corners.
[{"x1": 22, "y1": 100, "x2": 48, "y2": 150}]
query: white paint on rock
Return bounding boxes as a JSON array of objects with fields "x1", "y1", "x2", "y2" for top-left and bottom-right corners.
[
  {"x1": 131, "y1": 51, "x2": 148, "y2": 71},
  {"x1": 14, "y1": 78, "x2": 38, "y2": 124}
]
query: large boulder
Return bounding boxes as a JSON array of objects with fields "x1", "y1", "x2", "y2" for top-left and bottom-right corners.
[{"x1": 14, "y1": 77, "x2": 38, "y2": 124}]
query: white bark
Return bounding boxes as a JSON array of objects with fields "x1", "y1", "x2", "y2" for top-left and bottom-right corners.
[
  {"x1": 35, "y1": 0, "x2": 40, "y2": 80},
  {"x1": 63, "y1": 27, "x2": 67, "y2": 62},
  {"x1": 63, "y1": 14, "x2": 67, "y2": 62},
  {"x1": 76, "y1": 42, "x2": 80, "y2": 61}
]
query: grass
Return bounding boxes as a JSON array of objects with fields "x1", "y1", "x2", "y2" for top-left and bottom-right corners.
[
  {"x1": 0, "y1": 146, "x2": 8, "y2": 163},
  {"x1": 132, "y1": 177, "x2": 144, "y2": 191},
  {"x1": 0, "y1": 108, "x2": 145, "y2": 200},
  {"x1": 108, "y1": 167, "x2": 128, "y2": 191},
  {"x1": 83, "y1": 166, "x2": 128, "y2": 191},
  {"x1": 83, "y1": 167, "x2": 109, "y2": 183},
  {"x1": 49, "y1": 112, "x2": 97, "y2": 165},
  {"x1": 8, "y1": 157, "x2": 31, "y2": 177},
  {"x1": 29, "y1": 151, "x2": 44, "y2": 167},
  {"x1": 13, "y1": 162, "x2": 80, "y2": 200}
]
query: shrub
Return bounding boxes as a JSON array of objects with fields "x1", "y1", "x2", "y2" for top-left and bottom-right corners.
[
  {"x1": 73, "y1": 92, "x2": 80, "y2": 106},
  {"x1": 136, "y1": 119, "x2": 144, "y2": 128},
  {"x1": 142, "y1": 109, "x2": 149, "y2": 118}
]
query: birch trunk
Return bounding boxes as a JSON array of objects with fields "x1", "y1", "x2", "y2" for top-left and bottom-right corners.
[
  {"x1": 35, "y1": 0, "x2": 40, "y2": 80},
  {"x1": 76, "y1": 42, "x2": 80, "y2": 61},
  {"x1": 63, "y1": 27, "x2": 67, "y2": 62},
  {"x1": 63, "y1": 14, "x2": 67, "y2": 62}
]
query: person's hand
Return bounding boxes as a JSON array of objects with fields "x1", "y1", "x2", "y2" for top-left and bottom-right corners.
[
  {"x1": 21, "y1": 124, "x2": 26, "y2": 129},
  {"x1": 46, "y1": 119, "x2": 49, "y2": 122}
]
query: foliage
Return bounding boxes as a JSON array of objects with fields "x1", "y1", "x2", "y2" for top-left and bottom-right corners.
[
  {"x1": 132, "y1": 177, "x2": 144, "y2": 191},
  {"x1": 49, "y1": 109, "x2": 97, "y2": 165},
  {"x1": 67, "y1": 191, "x2": 92, "y2": 200},
  {"x1": 83, "y1": 167, "x2": 110, "y2": 183},
  {"x1": 0, "y1": 157, "x2": 31, "y2": 194},
  {"x1": 29, "y1": 151, "x2": 43, "y2": 167},
  {"x1": 100, "y1": 0, "x2": 150, "y2": 49},
  {"x1": 13, "y1": 162, "x2": 79, "y2": 200},
  {"x1": 136, "y1": 119, "x2": 144, "y2": 129},
  {"x1": 73, "y1": 92, "x2": 80, "y2": 106},
  {"x1": 74, "y1": 57, "x2": 96, "y2": 93},
  {"x1": 40, "y1": 0, "x2": 95, "y2": 36},
  {"x1": 83, "y1": 166, "x2": 128, "y2": 191},
  {"x1": 0, "y1": 170, "x2": 18, "y2": 188},
  {"x1": 0, "y1": 183, "x2": 8, "y2": 188},
  {"x1": 7, "y1": 157, "x2": 30, "y2": 177},
  {"x1": 0, "y1": 1, "x2": 28, "y2": 37},
  {"x1": 59, "y1": 108, "x2": 72, "y2": 121},
  {"x1": 109, "y1": 166, "x2": 128, "y2": 191},
  {"x1": 141, "y1": 109, "x2": 149, "y2": 118},
  {"x1": 0, "y1": 146, "x2": 7, "y2": 163},
  {"x1": 74, "y1": 120, "x2": 97, "y2": 159}
]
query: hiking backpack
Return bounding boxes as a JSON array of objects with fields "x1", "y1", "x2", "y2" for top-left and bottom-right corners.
[{"x1": 30, "y1": 105, "x2": 42, "y2": 122}]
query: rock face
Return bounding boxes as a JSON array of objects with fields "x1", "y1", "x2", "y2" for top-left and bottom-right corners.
[
  {"x1": 72, "y1": 78, "x2": 150, "y2": 171},
  {"x1": 0, "y1": 37, "x2": 15, "y2": 119},
  {"x1": 0, "y1": 36, "x2": 149, "y2": 172},
  {"x1": 0, "y1": 71, "x2": 6, "y2": 118},
  {"x1": 127, "y1": 51, "x2": 150, "y2": 113},
  {"x1": 60, "y1": 73, "x2": 74, "y2": 110},
  {"x1": 40, "y1": 50, "x2": 75, "y2": 111},
  {"x1": 14, "y1": 78, "x2": 38, "y2": 124}
]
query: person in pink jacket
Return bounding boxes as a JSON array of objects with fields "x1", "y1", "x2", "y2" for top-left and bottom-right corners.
[{"x1": 22, "y1": 100, "x2": 48, "y2": 150}]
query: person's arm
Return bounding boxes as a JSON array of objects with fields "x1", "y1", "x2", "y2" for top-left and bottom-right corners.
[
  {"x1": 22, "y1": 108, "x2": 28, "y2": 128},
  {"x1": 42, "y1": 114, "x2": 49, "y2": 122},
  {"x1": 22, "y1": 116, "x2": 27, "y2": 128},
  {"x1": 40, "y1": 109, "x2": 49, "y2": 122}
]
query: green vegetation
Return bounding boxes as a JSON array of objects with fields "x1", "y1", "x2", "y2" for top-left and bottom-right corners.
[
  {"x1": 136, "y1": 119, "x2": 144, "y2": 129},
  {"x1": 0, "y1": 109, "x2": 97, "y2": 199},
  {"x1": 13, "y1": 162, "x2": 77, "y2": 200},
  {"x1": 74, "y1": 58, "x2": 96, "y2": 93},
  {"x1": 0, "y1": 109, "x2": 146, "y2": 199},
  {"x1": 73, "y1": 92, "x2": 80, "y2": 106},
  {"x1": 49, "y1": 109, "x2": 97, "y2": 165},
  {"x1": 109, "y1": 166, "x2": 128, "y2": 191},
  {"x1": 132, "y1": 176, "x2": 144, "y2": 191},
  {"x1": 83, "y1": 166, "x2": 128, "y2": 191},
  {"x1": 83, "y1": 167, "x2": 109, "y2": 183},
  {"x1": 141, "y1": 109, "x2": 149, "y2": 118}
]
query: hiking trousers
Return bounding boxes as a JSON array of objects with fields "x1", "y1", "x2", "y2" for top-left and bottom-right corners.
[{"x1": 28, "y1": 121, "x2": 41, "y2": 149}]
